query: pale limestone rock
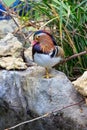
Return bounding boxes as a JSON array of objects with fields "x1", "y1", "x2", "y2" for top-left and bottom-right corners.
[
  {"x1": 73, "y1": 71, "x2": 87, "y2": 96},
  {"x1": 0, "y1": 19, "x2": 16, "y2": 38},
  {"x1": 0, "y1": 33, "x2": 23, "y2": 57},
  {"x1": 0, "y1": 57, "x2": 27, "y2": 70},
  {"x1": 0, "y1": 33, "x2": 27, "y2": 70},
  {"x1": 24, "y1": 47, "x2": 32, "y2": 62}
]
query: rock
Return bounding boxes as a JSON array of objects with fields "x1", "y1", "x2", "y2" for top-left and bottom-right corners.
[
  {"x1": 0, "y1": 19, "x2": 31, "y2": 44},
  {"x1": 0, "y1": 57, "x2": 27, "y2": 70},
  {"x1": 0, "y1": 19, "x2": 17, "y2": 38},
  {"x1": 73, "y1": 71, "x2": 87, "y2": 97},
  {"x1": 0, "y1": 33, "x2": 27, "y2": 70},
  {"x1": 0, "y1": 66, "x2": 87, "y2": 130},
  {"x1": 0, "y1": 33, "x2": 23, "y2": 57}
]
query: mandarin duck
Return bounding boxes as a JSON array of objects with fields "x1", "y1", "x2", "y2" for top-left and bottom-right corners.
[{"x1": 32, "y1": 30, "x2": 64, "y2": 78}]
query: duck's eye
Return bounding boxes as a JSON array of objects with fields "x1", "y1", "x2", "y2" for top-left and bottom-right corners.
[
  {"x1": 37, "y1": 35, "x2": 40, "y2": 38},
  {"x1": 35, "y1": 35, "x2": 40, "y2": 40}
]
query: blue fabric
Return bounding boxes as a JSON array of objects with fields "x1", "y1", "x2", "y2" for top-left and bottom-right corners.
[
  {"x1": 11, "y1": 0, "x2": 20, "y2": 7},
  {"x1": 0, "y1": 3, "x2": 6, "y2": 16},
  {"x1": 0, "y1": 0, "x2": 31, "y2": 20},
  {"x1": 0, "y1": 3, "x2": 10, "y2": 20},
  {"x1": 11, "y1": 0, "x2": 31, "y2": 16}
]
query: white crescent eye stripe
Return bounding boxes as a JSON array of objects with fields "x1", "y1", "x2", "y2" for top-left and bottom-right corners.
[{"x1": 37, "y1": 33, "x2": 46, "y2": 36}]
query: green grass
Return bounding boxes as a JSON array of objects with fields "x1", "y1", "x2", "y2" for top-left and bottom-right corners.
[{"x1": 3, "y1": 0, "x2": 15, "y2": 6}]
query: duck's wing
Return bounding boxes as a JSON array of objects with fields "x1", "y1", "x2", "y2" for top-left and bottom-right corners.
[{"x1": 49, "y1": 46, "x2": 64, "y2": 58}]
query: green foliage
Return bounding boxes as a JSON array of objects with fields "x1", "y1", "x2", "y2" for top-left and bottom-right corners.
[
  {"x1": 16, "y1": 0, "x2": 87, "y2": 77},
  {"x1": 3, "y1": 0, "x2": 15, "y2": 6}
]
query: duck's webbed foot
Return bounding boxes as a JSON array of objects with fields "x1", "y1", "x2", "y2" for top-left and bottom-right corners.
[{"x1": 43, "y1": 68, "x2": 53, "y2": 79}]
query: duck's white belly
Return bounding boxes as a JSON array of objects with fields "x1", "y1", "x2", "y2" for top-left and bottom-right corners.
[{"x1": 34, "y1": 53, "x2": 62, "y2": 68}]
